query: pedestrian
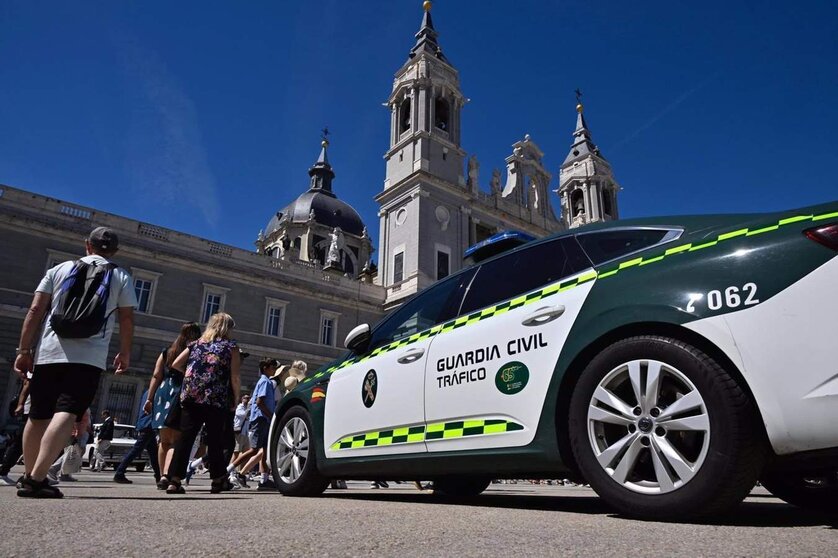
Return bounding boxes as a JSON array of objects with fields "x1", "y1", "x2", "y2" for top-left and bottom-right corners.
[
  {"x1": 143, "y1": 322, "x2": 201, "y2": 490},
  {"x1": 229, "y1": 393, "x2": 251, "y2": 484},
  {"x1": 92, "y1": 410, "x2": 115, "y2": 472},
  {"x1": 165, "y1": 313, "x2": 241, "y2": 495},
  {"x1": 12, "y1": 226, "x2": 136, "y2": 498},
  {"x1": 0, "y1": 378, "x2": 31, "y2": 486},
  {"x1": 248, "y1": 357, "x2": 279, "y2": 491},
  {"x1": 113, "y1": 388, "x2": 160, "y2": 484}
]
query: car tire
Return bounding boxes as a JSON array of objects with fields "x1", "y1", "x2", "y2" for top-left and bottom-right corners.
[
  {"x1": 569, "y1": 335, "x2": 765, "y2": 520},
  {"x1": 761, "y1": 469, "x2": 838, "y2": 514},
  {"x1": 135, "y1": 463, "x2": 146, "y2": 473},
  {"x1": 432, "y1": 476, "x2": 492, "y2": 497},
  {"x1": 270, "y1": 406, "x2": 328, "y2": 497}
]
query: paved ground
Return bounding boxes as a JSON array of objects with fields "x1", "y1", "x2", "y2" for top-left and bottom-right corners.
[{"x1": 1, "y1": 467, "x2": 835, "y2": 557}]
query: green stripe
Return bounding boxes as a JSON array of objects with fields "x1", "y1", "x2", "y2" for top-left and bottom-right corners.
[
  {"x1": 813, "y1": 211, "x2": 838, "y2": 221},
  {"x1": 330, "y1": 419, "x2": 525, "y2": 450}
]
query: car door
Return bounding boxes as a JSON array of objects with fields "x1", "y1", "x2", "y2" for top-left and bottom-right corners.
[
  {"x1": 424, "y1": 237, "x2": 595, "y2": 452},
  {"x1": 323, "y1": 269, "x2": 475, "y2": 459}
]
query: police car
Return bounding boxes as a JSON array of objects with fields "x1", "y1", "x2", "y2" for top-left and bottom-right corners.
[{"x1": 268, "y1": 202, "x2": 838, "y2": 520}]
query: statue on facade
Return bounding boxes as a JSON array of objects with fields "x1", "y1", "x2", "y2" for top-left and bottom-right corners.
[
  {"x1": 277, "y1": 231, "x2": 290, "y2": 259},
  {"x1": 467, "y1": 155, "x2": 479, "y2": 192},
  {"x1": 325, "y1": 227, "x2": 344, "y2": 270},
  {"x1": 490, "y1": 169, "x2": 501, "y2": 195}
]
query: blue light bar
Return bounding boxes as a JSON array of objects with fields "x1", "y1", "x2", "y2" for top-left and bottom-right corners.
[{"x1": 463, "y1": 230, "x2": 536, "y2": 264}]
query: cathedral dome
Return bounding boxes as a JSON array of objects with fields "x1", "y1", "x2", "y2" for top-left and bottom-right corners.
[
  {"x1": 264, "y1": 139, "x2": 365, "y2": 237},
  {"x1": 266, "y1": 189, "x2": 364, "y2": 236}
]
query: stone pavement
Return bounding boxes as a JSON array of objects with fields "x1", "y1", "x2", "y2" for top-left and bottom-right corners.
[{"x1": 1, "y1": 467, "x2": 836, "y2": 557}]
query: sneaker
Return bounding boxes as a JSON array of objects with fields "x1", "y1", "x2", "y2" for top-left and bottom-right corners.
[
  {"x1": 113, "y1": 474, "x2": 133, "y2": 484},
  {"x1": 211, "y1": 478, "x2": 238, "y2": 494},
  {"x1": 236, "y1": 472, "x2": 249, "y2": 488},
  {"x1": 0, "y1": 475, "x2": 16, "y2": 486},
  {"x1": 46, "y1": 470, "x2": 59, "y2": 485},
  {"x1": 17, "y1": 477, "x2": 63, "y2": 499},
  {"x1": 59, "y1": 474, "x2": 77, "y2": 482},
  {"x1": 227, "y1": 474, "x2": 242, "y2": 490},
  {"x1": 15, "y1": 475, "x2": 25, "y2": 489},
  {"x1": 257, "y1": 479, "x2": 277, "y2": 491},
  {"x1": 185, "y1": 464, "x2": 195, "y2": 485}
]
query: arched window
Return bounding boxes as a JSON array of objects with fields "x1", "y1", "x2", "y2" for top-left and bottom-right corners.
[
  {"x1": 571, "y1": 190, "x2": 585, "y2": 217},
  {"x1": 399, "y1": 98, "x2": 412, "y2": 134},
  {"x1": 434, "y1": 97, "x2": 450, "y2": 131}
]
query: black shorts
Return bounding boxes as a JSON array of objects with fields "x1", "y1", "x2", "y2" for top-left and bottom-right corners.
[{"x1": 29, "y1": 363, "x2": 102, "y2": 420}]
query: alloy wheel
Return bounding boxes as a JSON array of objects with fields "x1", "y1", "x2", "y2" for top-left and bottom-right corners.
[
  {"x1": 586, "y1": 359, "x2": 711, "y2": 494},
  {"x1": 276, "y1": 417, "x2": 310, "y2": 484}
]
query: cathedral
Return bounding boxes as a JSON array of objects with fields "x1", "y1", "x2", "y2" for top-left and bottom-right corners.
[{"x1": 0, "y1": 2, "x2": 620, "y2": 427}]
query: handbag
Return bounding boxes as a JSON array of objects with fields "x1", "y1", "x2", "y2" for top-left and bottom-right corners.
[{"x1": 63, "y1": 443, "x2": 83, "y2": 474}]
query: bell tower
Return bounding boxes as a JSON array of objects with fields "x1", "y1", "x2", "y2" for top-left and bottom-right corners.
[
  {"x1": 377, "y1": 1, "x2": 469, "y2": 307},
  {"x1": 557, "y1": 94, "x2": 620, "y2": 228}
]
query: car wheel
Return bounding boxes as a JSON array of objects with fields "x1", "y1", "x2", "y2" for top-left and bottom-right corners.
[
  {"x1": 432, "y1": 476, "x2": 491, "y2": 497},
  {"x1": 569, "y1": 335, "x2": 765, "y2": 520},
  {"x1": 135, "y1": 463, "x2": 146, "y2": 473},
  {"x1": 270, "y1": 406, "x2": 328, "y2": 497},
  {"x1": 761, "y1": 469, "x2": 838, "y2": 514}
]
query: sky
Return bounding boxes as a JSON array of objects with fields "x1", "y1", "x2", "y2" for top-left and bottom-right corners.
[{"x1": 1, "y1": 0, "x2": 836, "y2": 253}]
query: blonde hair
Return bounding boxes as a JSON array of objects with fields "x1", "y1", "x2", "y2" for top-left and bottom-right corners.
[{"x1": 201, "y1": 313, "x2": 236, "y2": 342}]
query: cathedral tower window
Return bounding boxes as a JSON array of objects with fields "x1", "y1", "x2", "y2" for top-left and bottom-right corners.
[
  {"x1": 399, "y1": 98, "x2": 412, "y2": 134},
  {"x1": 434, "y1": 97, "x2": 450, "y2": 131},
  {"x1": 570, "y1": 189, "x2": 585, "y2": 217},
  {"x1": 603, "y1": 189, "x2": 614, "y2": 217}
]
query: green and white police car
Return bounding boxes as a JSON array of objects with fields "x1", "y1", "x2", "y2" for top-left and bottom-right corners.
[{"x1": 268, "y1": 201, "x2": 838, "y2": 520}]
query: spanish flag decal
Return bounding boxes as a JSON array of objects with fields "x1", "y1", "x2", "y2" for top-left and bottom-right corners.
[{"x1": 311, "y1": 387, "x2": 326, "y2": 403}]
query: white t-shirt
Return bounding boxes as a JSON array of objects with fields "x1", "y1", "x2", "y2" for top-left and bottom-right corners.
[{"x1": 34, "y1": 255, "x2": 137, "y2": 370}]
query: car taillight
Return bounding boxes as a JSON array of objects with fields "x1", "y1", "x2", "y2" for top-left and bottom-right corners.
[{"x1": 804, "y1": 223, "x2": 838, "y2": 251}]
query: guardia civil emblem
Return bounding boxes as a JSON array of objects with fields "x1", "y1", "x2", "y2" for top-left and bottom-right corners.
[{"x1": 362, "y1": 369, "x2": 378, "y2": 408}]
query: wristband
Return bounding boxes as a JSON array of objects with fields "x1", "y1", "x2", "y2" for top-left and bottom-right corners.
[{"x1": 15, "y1": 348, "x2": 33, "y2": 355}]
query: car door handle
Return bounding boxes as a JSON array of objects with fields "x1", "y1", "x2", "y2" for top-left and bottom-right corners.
[
  {"x1": 397, "y1": 347, "x2": 425, "y2": 364},
  {"x1": 521, "y1": 305, "x2": 566, "y2": 326}
]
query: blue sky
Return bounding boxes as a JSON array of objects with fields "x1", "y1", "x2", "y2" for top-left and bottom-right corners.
[{"x1": 1, "y1": 1, "x2": 836, "y2": 253}]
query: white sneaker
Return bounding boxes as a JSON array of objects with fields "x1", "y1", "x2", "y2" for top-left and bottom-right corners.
[
  {"x1": 0, "y1": 475, "x2": 16, "y2": 486},
  {"x1": 370, "y1": 482, "x2": 379, "y2": 489},
  {"x1": 228, "y1": 473, "x2": 242, "y2": 489}
]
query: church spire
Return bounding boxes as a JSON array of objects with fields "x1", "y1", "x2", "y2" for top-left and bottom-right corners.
[
  {"x1": 409, "y1": 1, "x2": 449, "y2": 63},
  {"x1": 562, "y1": 92, "x2": 605, "y2": 166},
  {"x1": 308, "y1": 130, "x2": 335, "y2": 195}
]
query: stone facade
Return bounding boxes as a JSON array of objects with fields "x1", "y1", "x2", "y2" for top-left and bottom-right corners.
[{"x1": 0, "y1": 184, "x2": 384, "y2": 428}]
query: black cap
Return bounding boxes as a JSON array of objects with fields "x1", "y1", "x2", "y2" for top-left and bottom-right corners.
[{"x1": 87, "y1": 227, "x2": 119, "y2": 252}]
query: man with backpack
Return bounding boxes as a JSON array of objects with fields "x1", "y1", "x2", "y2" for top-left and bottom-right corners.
[{"x1": 13, "y1": 226, "x2": 137, "y2": 498}]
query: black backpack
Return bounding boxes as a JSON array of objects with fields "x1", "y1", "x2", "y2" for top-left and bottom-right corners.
[{"x1": 49, "y1": 260, "x2": 117, "y2": 338}]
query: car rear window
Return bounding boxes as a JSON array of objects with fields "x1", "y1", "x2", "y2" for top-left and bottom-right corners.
[
  {"x1": 458, "y1": 237, "x2": 591, "y2": 316},
  {"x1": 576, "y1": 229, "x2": 671, "y2": 265}
]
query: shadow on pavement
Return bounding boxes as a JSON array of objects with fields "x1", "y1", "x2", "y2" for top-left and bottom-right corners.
[{"x1": 323, "y1": 491, "x2": 838, "y2": 528}]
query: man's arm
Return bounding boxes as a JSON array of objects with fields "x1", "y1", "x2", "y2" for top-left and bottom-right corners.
[
  {"x1": 256, "y1": 396, "x2": 272, "y2": 420},
  {"x1": 113, "y1": 306, "x2": 134, "y2": 374},
  {"x1": 13, "y1": 292, "x2": 51, "y2": 380},
  {"x1": 14, "y1": 378, "x2": 31, "y2": 416},
  {"x1": 229, "y1": 349, "x2": 241, "y2": 410}
]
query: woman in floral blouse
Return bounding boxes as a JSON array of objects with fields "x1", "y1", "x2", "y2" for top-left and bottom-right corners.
[{"x1": 165, "y1": 313, "x2": 241, "y2": 494}]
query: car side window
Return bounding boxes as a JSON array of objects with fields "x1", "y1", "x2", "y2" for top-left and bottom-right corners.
[
  {"x1": 368, "y1": 268, "x2": 476, "y2": 351},
  {"x1": 576, "y1": 229, "x2": 671, "y2": 265},
  {"x1": 459, "y1": 237, "x2": 591, "y2": 316}
]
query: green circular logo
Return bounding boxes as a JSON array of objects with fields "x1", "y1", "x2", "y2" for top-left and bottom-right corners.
[{"x1": 495, "y1": 361, "x2": 529, "y2": 395}]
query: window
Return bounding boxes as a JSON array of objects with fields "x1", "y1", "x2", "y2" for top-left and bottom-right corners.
[
  {"x1": 130, "y1": 268, "x2": 162, "y2": 314},
  {"x1": 576, "y1": 228, "x2": 678, "y2": 266},
  {"x1": 393, "y1": 251, "x2": 404, "y2": 283},
  {"x1": 45, "y1": 249, "x2": 80, "y2": 272},
  {"x1": 459, "y1": 237, "x2": 591, "y2": 316},
  {"x1": 436, "y1": 246, "x2": 450, "y2": 280},
  {"x1": 134, "y1": 279, "x2": 152, "y2": 313},
  {"x1": 101, "y1": 380, "x2": 138, "y2": 425},
  {"x1": 399, "y1": 98, "x2": 411, "y2": 134},
  {"x1": 320, "y1": 311, "x2": 340, "y2": 347},
  {"x1": 200, "y1": 284, "x2": 229, "y2": 323},
  {"x1": 263, "y1": 298, "x2": 288, "y2": 337},
  {"x1": 369, "y1": 268, "x2": 476, "y2": 351},
  {"x1": 434, "y1": 97, "x2": 450, "y2": 131}
]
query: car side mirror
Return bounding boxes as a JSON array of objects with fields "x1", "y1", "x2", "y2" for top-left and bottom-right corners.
[{"x1": 345, "y1": 323, "x2": 371, "y2": 353}]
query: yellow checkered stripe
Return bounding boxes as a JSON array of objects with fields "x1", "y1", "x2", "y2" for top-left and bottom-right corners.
[
  {"x1": 330, "y1": 419, "x2": 524, "y2": 450},
  {"x1": 595, "y1": 211, "x2": 835, "y2": 279},
  {"x1": 304, "y1": 210, "x2": 836, "y2": 385}
]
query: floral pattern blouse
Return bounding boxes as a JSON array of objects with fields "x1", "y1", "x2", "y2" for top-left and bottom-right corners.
[{"x1": 180, "y1": 339, "x2": 237, "y2": 409}]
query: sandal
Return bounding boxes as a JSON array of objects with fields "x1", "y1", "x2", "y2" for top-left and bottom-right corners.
[
  {"x1": 156, "y1": 476, "x2": 169, "y2": 490},
  {"x1": 166, "y1": 480, "x2": 185, "y2": 495}
]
